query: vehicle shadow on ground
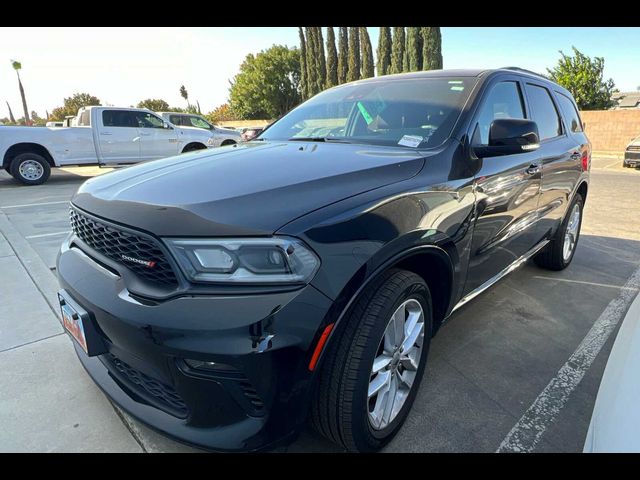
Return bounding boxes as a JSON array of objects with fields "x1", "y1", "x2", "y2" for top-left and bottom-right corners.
[{"x1": 0, "y1": 168, "x2": 112, "y2": 190}]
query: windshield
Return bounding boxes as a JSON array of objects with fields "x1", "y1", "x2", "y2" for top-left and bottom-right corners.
[{"x1": 260, "y1": 77, "x2": 476, "y2": 148}]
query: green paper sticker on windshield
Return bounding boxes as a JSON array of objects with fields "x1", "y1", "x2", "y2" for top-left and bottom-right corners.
[{"x1": 356, "y1": 101, "x2": 374, "y2": 125}]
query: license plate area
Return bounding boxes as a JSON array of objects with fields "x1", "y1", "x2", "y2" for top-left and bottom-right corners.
[{"x1": 58, "y1": 290, "x2": 107, "y2": 357}]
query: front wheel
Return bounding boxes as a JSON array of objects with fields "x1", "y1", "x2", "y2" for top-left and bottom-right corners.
[
  {"x1": 534, "y1": 193, "x2": 584, "y2": 270},
  {"x1": 9, "y1": 153, "x2": 51, "y2": 185},
  {"x1": 310, "y1": 269, "x2": 432, "y2": 452}
]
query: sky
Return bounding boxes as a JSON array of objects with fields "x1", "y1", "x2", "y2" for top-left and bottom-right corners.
[{"x1": 2, "y1": 27, "x2": 639, "y2": 118}]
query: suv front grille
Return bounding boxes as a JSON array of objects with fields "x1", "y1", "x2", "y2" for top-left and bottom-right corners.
[
  {"x1": 70, "y1": 207, "x2": 178, "y2": 287},
  {"x1": 105, "y1": 353, "x2": 189, "y2": 418}
]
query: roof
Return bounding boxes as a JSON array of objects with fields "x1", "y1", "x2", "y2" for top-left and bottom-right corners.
[{"x1": 614, "y1": 92, "x2": 640, "y2": 108}]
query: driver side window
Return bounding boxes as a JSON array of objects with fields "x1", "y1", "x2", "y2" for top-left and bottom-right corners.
[
  {"x1": 135, "y1": 112, "x2": 165, "y2": 129},
  {"x1": 474, "y1": 81, "x2": 526, "y2": 145}
]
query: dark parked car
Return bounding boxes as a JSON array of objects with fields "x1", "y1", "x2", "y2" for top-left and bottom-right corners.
[
  {"x1": 57, "y1": 68, "x2": 590, "y2": 452},
  {"x1": 623, "y1": 136, "x2": 640, "y2": 168}
]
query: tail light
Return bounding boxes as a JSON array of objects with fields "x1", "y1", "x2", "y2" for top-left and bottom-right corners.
[{"x1": 581, "y1": 151, "x2": 590, "y2": 171}]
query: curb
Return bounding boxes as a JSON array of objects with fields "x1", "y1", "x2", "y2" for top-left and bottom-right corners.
[{"x1": 0, "y1": 212, "x2": 62, "y2": 321}]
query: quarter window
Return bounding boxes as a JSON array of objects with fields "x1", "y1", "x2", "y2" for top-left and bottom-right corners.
[
  {"x1": 525, "y1": 84, "x2": 562, "y2": 140},
  {"x1": 556, "y1": 92, "x2": 583, "y2": 133},
  {"x1": 475, "y1": 81, "x2": 526, "y2": 145}
]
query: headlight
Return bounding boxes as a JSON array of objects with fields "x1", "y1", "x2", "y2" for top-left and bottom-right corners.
[
  {"x1": 164, "y1": 237, "x2": 320, "y2": 285},
  {"x1": 206, "y1": 137, "x2": 215, "y2": 145}
]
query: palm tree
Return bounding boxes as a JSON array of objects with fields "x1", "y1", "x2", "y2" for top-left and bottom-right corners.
[
  {"x1": 6, "y1": 101, "x2": 16, "y2": 124},
  {"x1": 179, "y1": 85, "x2": 190, "y2": 109},
  {"x1": 11, "y1": 60, "x2": 30, "y2": 125}
]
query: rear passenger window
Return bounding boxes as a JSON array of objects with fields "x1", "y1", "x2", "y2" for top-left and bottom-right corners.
[
  {"x1": 102, "y1": 110, "x2": 138, "y2": 128},
  {"x1": 525, "y1": 84, "x2": 562, "y2": 140},
  {"x1": 475, "y1": 81, "x2": 525, "y2": 145},
  {"x1": 556, "y1": 93, "x2": 583, "y2": 133}
]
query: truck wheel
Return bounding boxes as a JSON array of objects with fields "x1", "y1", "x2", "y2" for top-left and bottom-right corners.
[
  {"x1": 10, "y1": 153, "x2": 51, "y2": 185},
  {"x1": 310, "y1": 269, "x2": 432, "y2": 452},
  {"x1": 534, "y1": 193, "x2": 584, "y2": 271}
]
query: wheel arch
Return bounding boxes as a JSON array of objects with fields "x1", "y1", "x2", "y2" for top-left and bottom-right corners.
[
  {"x1": 3, "y1": 143, "x2": 56, "y2": 169},
  {"x1": 311, "y1": 244, "x2": 455, "y2": 376},
  {"x1": 181, "y1": 142, "x2": 207, "y2": 153},
  {"x1": 220, "y1": 139, "x2": 237, "y2": 146}
]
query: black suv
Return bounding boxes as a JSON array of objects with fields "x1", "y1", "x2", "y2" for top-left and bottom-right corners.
[{"x1": 57, "y1": 68, "x2": 590, "y2": 452}]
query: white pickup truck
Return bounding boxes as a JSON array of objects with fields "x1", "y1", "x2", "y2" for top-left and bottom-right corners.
[{"x1": 0, "y1": 106, "x2": 218, "y2": 185}]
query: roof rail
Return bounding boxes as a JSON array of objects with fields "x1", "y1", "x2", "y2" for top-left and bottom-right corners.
[{"x1": 500, "y1": 66, "x2": 548, "y2": 79}]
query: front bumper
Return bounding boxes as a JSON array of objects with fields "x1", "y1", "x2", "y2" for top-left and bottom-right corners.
[
  {"x1": 624, "y1": 150, "x2": 640, "y2": 167},
  {"x1": 56, "y1": 238, "x2": 333, "y2": 451}
]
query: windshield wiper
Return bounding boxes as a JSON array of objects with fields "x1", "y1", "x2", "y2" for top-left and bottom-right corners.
[{"x1": 287, "y1": 136, "x2": 350, "y2": 143}]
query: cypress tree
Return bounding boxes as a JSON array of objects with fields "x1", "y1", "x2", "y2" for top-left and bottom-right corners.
[
  {"x1": 298, "y1": 27, "x2": 308, "y2": 99},
  {"x1": 422, "y1": 27, "x2": 443, "y2": 70},
  {"x1": 347, "y1": 27, "x2": 361, "y2": 82},
  {"x1": 315, "y1": 27, "x2": 326, "y2": 92},
  {"x1": 305, "y1": 27, "x2": 318, "y2": 96},
  {"x1": 390, "y1": 27, "x2": 405, "y2": 74},
  {"x1": 337, "y1": 27, "x2": 349, "y2": 84},
  {"x1": 326, "y1": 27, "x2": 338, "y2": 88},
  {"x1": 376, "y1": 27, "x2": 392, "y2": 76},
  {"x1": 406, "y1": 27, "x2": 422, "y2": 72},
  {"x1": 360, "y1": 27, "x2": 374, "y2": 79}
]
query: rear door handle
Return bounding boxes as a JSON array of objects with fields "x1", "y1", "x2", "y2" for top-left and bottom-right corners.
[
  {"x1": 139, "y1": 132, "x2": 151, "y2": 136},
  {"x1": 100, "y1": 132, "x2": 112, "y2": 136},
  {"x1": 526, "y1": 164, "x2": 541, "y2": 175}
]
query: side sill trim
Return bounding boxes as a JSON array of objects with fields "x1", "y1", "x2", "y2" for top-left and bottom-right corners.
[{"x1": 450, "y1": 239, "x2": 550, "y2": 314}]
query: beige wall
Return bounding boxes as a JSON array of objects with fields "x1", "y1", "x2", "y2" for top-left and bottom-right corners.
[
  {"x1": 218, "y1": 119, "x2": 271, "y2": 129},
  {"x1": 580, "y1": 110, "x2": 640, "y2": 155}
]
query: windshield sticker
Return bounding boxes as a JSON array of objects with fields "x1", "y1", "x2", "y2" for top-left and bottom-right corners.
[
  {"x1": 356, "y1": 101, "x2": 374, "y2": 125},
  {"x1": 398, "y1": 135, "x2": 423, "y2": 148}
]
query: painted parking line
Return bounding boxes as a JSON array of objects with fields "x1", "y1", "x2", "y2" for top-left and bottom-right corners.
[
  {"x1": 1, "y1": 200, "x2": 69, "y2": 209},
  {"x1": 532, "y1": 275, "x2": 640, "y2": 292},
  {"x1": 497, "y1": 265, "x2": 640, "y2": 452},
  {"x1": 25, "y1": 231, "x2": 70, "y2": 239}
]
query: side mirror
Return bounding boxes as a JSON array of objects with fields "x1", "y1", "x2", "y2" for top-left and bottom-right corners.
[
  {"x1": 473, "y1": 119, "x2": 540, "y2": 158},
  {"x1": 163, "y1": 121, "x2": 173, "y2": 130}
]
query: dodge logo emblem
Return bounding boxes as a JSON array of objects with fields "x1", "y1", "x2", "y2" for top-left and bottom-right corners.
[{"x1": 121, "y1": 254, "x2": 156, "y2": 268}]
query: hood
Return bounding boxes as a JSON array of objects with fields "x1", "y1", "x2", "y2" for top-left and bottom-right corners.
[
  {"x1": 177, "y1": 125, "x2": 213, "y2": 138},
  {"x1": 215, "y1": 126, "x2": 241, "y2": 136},
  {"x1": 73, "y1": 141, "x2": 427, "y2": 236}
]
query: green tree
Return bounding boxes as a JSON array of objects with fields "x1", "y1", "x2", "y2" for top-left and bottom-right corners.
[
  {"x1": 179, "y1": 85, "x2": 189, "y2": 108},
  {"x1": 298, "y1": 27, "x2": 308, "y2": 99},
  {"x1": 406, "y1": 27, "x2": 422, "y2": 72},
  {"x1": 376, "y1": 27, "x2": 392, "y2": 76},
  {"x1": 50, "y1": 93, "x2": 101, "y2": 121},
  {"x1": 5, "y1": 101, "x2": 16, "y2": 124},
  {"x1": 547, "y1": 47, "x2": 616, "y2": 110},
  {"x1": 229, "y1": 45, "x2": 301, "y2": 119},
  {"x1": 206, "y1": 103, "x2": 236, "y2": 123},
  {"x1": 360, "y1": 27, "x2": 374, "y2": 78},
  {"x1": 326, "y1": 27, "x2": 338, "y2": 88},
  {"x1": 137, "y1": 98, "x2": 170, "y2": 111},
  {"x1": 30, "y1": 111, "x2": 46, "y2": 126},
  {"x1": 314, "y1": 27, "x2": 327, "y2": 93},
  {"x1": 11, "y1": 60, "x2": 30, "y2": 125},
  {"x1": 305, "y1": 27, "x2": 318, "y2": 96},
  {"x1": 347, "y1": 27, "x2": 361, "y2": 82},
  {"x1": 422, "y1": 27, "x2": 443, "y2": 70},
  {"x1": 337, "y1": 27, "x2": 349, "y2": 84},
  {"x1": 391, "y1": 27, "x2": 405, "y2": 74}
]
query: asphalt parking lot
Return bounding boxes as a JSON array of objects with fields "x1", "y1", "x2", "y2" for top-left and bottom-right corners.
[{"x1": 1, "y1": 158, "x2": 639, "y2": 452}]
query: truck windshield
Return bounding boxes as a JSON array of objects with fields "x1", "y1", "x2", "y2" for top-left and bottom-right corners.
[{"x1": 260, "y1": 77, "x2": 476, "y2": 148}]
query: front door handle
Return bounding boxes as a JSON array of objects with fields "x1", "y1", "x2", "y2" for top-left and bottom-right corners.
[
  {"x1": 139, "y1": 132, "x2": 151, "y2": 136},
  {"x1": 100, "y1": 132, "x2": 112, "y2": 136},
  {"x1": 525, "y1": 164, "x2": 541, "y2": 175}
]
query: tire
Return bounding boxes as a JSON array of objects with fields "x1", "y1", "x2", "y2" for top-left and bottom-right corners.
[
  {"x1": 534, "y1": 193, "x2": 584, "y2": 271},
  {"x1": 310, "y1": 269, "x2": 433, "y2": 452},
  {"x1": 9, "y1": 153, "x2": 51, "y2": 185},
  {"x1": 622, "y1": 160, "x2": 629, "y2": 168}
]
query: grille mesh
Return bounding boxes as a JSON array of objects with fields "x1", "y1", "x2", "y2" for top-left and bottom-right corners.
[
  {"x1": 106, "y1": 353, "x2": 188, "y2": 418},
  {"x1": 70, "y1": 208, "x2": 178, "y2": 287}
]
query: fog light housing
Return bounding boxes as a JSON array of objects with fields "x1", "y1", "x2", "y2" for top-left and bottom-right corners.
[{"x1": 184, "y1": 359, "x2": 237, "y2": 373}]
